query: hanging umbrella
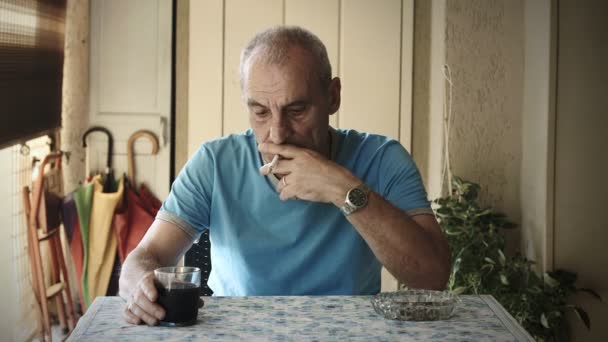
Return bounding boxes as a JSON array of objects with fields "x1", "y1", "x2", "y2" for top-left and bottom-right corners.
[
  {"x1": 71, "y1": 181, "x2": 94, "y2": 310},
  {"x1": 61, "y1": 191, "x2": 87, "y2": 312},
  {"x1": 82, "y1": 126, "x2": 114, "y2": 193},
  {"x1": 113, "y1": 130, "x2": 161, "y2": 263},
  {"x1": 63, "y1": 126, "x2": 120, "y2": 312},
  {"x1": 60, "y1": 125, "x2": 113, "y2": 311},
  {"x1": 69, "y1": 180, "x2": 123, "y2": 309},
  {"x1": 84, "y1": 175, "x2": 123, "y2": 305}
]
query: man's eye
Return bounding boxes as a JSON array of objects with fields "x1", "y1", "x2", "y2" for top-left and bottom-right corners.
[
  {"x1": 254, "y1": 111, "x2": 269, "y2": 117},
  {"x1": 288, "y1": 108, "x2": 305, "y2": 117}
]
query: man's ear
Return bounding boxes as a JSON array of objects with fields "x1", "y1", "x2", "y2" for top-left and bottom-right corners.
[{"x1": 328, "y1": 77, "x2": 341, "y2": 115}]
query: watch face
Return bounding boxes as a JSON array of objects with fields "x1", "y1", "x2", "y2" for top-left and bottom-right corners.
[{"x1": 348, "y1": 188, "x2": 368, "y2": 207}]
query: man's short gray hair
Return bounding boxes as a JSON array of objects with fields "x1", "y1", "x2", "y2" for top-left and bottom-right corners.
[{"x1": 239, "y1": 26, "x2": 332, "y2": 89}]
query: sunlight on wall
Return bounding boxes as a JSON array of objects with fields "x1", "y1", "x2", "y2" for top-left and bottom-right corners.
[{"x1": 0, "y1": 136, "x2": 50, "y2": 342}]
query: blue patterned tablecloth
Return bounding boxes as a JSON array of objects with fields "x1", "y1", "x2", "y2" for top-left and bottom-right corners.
[{"x1": 68, "y1": 295, "x2": 533, "y2": 341}]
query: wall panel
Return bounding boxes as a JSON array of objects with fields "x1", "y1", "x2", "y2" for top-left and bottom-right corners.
[
  {"x1": 223, "y1": 0, "x2": 284, "y2": 135},
  {"x1": 285, "y1": 0, "x2": 340, "y2": 128},
  {"x1": 339, "y1": 0, "x2": 403, "y2": 139}
]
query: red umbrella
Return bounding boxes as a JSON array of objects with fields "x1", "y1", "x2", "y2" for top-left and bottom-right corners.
[
  {"x1": 112, "y1": 130, "x2": 161, "y2": 263},
  {"x1": 62, "y1": 191, "x2": 87, "y2": 312}
]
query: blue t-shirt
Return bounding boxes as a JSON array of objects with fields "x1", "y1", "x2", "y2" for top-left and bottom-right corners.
[{"x1": 157, "y1": 128, "x2": 431, "y2": 296}]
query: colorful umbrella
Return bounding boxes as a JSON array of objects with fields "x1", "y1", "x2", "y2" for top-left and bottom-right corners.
[
  {"x1": 112, "y1": 130, "x2": 161, "y2": 263},
  {"x1": 65, "y1": 125, "x2": 120, "y2": 309},
  {"x1": 62, "y1": 191, "x2": 86, "y2": 312}
]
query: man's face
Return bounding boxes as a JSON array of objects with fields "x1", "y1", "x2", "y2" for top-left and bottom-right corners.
[{"x1": 243, "y1": 48, "x2": 339, "y2": 163}]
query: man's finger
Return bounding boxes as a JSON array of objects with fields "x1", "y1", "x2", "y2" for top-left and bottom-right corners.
[
  {"x1": 279, "y1": 185, "x2": 298, "y2": 201},
  {"x1": 198, "y1": 297, "x2": 205, "y2": 308},
  {"x1": 123, "y1": 304, "x2": 142, "y2": 325},
  {"x1": 268, "y1": 159, "x2": 294, "y2": 176},
  {"x1": 139, "y1": 274, "x2": 159, "y2": 302},
  {"x1": 129, "y1": 302, "x2": 159, "y2": 326},
  {"x1": 133, "y1": 288, "x2": 165, "y2": 320}
]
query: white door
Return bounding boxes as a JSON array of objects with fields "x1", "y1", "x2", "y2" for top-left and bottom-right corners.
[{"x1": 88, "y1": 0, "x2": 172, "y2": 199}]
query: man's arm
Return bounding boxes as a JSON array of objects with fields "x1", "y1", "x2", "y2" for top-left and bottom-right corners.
[
  {"x1": 119, "y1": 218, "x2": 195, "y2": 325},
  {"x1": 259, "y1": 142, "x2": 451, "y2": 290},
  {"x1": 341, "y1": 192, "x2": 451, "y2": 290}
]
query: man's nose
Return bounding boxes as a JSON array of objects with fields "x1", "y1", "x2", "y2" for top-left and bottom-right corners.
[{"x1": 269, "y1": 115, "x2": 291, "y2": 144}]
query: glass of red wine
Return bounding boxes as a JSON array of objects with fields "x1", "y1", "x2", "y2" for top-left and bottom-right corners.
[{"x1": 154, "y1": 266, "x2": 201, "y2": 326}]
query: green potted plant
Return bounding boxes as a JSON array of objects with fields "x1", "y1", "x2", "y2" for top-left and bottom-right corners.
[{"x1": 432, "y1": 176, "x2": 602, "y2": 341}]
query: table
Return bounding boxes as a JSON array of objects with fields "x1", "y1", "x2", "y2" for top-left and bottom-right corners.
[{"x1": 68, "y1": 295, "x2": 533, "y2": 341}]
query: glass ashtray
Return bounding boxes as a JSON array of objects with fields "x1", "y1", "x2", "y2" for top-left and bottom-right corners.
[{"x1": 371, "y1": 290, "x2": 459, "y2": 321}]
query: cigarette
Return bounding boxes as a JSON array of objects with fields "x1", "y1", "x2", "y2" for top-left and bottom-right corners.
[
  {"x1": 268, "y1": 155, "x2": 279, "y2": 169},
  {"x1": 262, "y1": 154, "x2": 280, "y2": 173}
]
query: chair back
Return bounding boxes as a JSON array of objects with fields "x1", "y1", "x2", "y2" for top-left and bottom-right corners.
[
  {"x1": 30, "y1": 152, "x2": 64, "y2": 234},
  {"x1": 184, "y1": 230, "x2": 213, "y2": 296}
]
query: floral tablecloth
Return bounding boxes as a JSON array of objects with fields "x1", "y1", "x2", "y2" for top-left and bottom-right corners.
[{"x1": 68, "y1": 295, "x2": 533, "y2": 341}]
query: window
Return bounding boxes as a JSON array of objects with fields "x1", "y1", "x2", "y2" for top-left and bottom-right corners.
[{"x1": 0, "y1": 0, "x2": 66, "y2": 149}]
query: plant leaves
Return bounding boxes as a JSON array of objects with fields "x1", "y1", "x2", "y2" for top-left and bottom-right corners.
[
  {"x1": 540, "y1": 313, "x2": 549, "y2": 329},
  {"x1": 452, "y1": 258, "x2": 462, "y2": 274},
  {"x1": 451, "y1": 287, "x2": 466, "y2": 295},
  {"x1": 544, "y1": 273, "x2": 559, "y2": 288},
  {"x1": 481, "y1": 264, "x2": 494, "y2": 272},
  {"x1": 432, "y1": 176, "x2": 599, "y2": 341},
  {"x1": 475, "y1": 208, "x2": 492, "y2": 217},
  {"x1": 500, "y1": 274, "x2": 509, "y2": 286},
  {"x1": 573, "y1": 307, "x2": 591, "y2": 330},
  {"x1": 577, "y1": 288, "x2": 603, "y2": 302},
  {"x1": 498, "y1": 249, "x2": 506, "y2": 265}
]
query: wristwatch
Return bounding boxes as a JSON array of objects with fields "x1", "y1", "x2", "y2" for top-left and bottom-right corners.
[{"x1": 340, "y1": 183, "x2": 371, "y2": 216}]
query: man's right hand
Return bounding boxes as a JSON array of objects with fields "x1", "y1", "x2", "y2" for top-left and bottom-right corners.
[
  {"x1": 118, "y1": 218, "x2": 197, "y2": 325},
  {"x1": 122, "y1": 272, "x2": 165, "y2": 326}
]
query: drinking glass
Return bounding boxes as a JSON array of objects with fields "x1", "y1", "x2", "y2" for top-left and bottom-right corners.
[{"x1": 154, "y1": 266, "x2": 201, "y2": 326}]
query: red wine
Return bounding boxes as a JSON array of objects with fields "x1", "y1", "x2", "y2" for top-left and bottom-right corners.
[{"x1": 156, "y1": 281, "x2": 200, "y2": 326}]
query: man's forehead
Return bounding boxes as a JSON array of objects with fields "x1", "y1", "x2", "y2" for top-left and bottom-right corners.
[
  {"x1": 244, "y1": 62, "x2": 313, "y2": 102},
  {"x1": 245, "y1": 46, "x2": 317, "y2": 80}
]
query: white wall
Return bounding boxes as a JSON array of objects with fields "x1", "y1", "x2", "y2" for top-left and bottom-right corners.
[
  {"x1": 0, "y1": 147, "x2": 19, "y2": 341},
  {"x1": 411, "y1": 0, "x2": 446, "y2": 199},
  {"x1": 521, "y1": 0, "x2": 554, "y2": 272},
  {"x1": 0, "y1": 141, "x2": 48, "y2": 342},
  {"x1": 444, "y1": 0, "x2": 525, "y2": 231}
]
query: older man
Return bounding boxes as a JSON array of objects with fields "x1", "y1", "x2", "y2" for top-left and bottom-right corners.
[{"x1": 120, "y1": 26, "x2": 450, "y2": 326}]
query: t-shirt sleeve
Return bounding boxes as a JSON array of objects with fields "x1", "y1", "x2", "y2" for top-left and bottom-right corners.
[
  {"x1": 377, "y1": 141, "x2": 433, "y2": 216},
  {"x1": 157, "y1": 144, "x2": 214, "y2": 240}
]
